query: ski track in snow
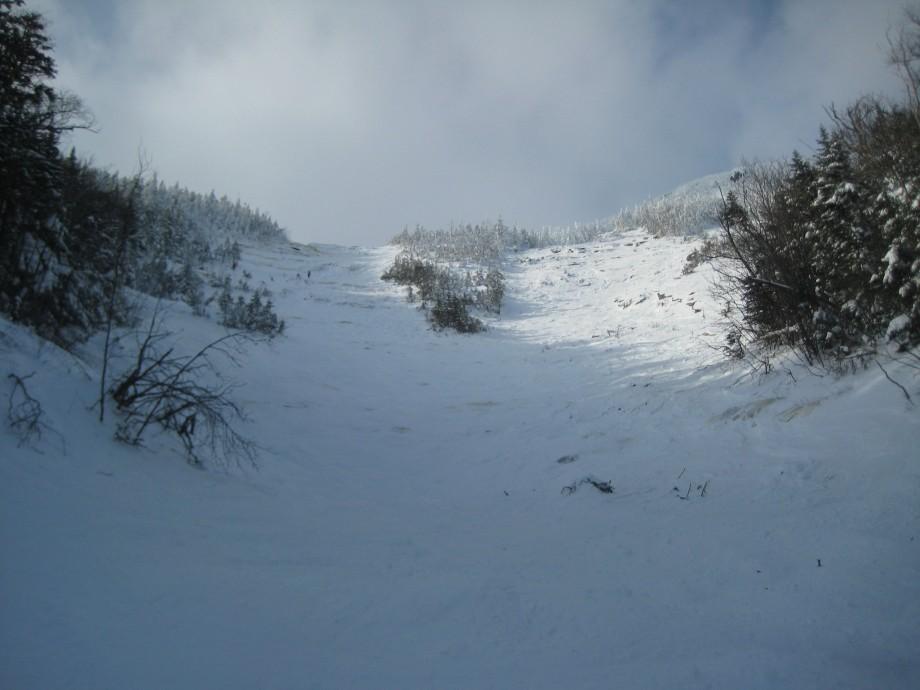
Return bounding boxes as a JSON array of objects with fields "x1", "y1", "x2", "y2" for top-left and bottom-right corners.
[{"x1": 2, "y1": 230, "x2": 919, "y2": 689}]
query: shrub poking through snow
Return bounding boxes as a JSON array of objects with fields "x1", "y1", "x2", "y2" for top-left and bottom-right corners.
[
  {"x1": 384, "y1": 221, "x2": 512, "y2": 330},
  {"x1": 110, "y1": 309, "x2": 257, "y2": 469},
  {"x1": 217, "y1": 287, "x2": 284, "y2": 337},
  {"x1": 381, "y1": 237, "x2": 505, "y2": 333},
  {"x1": 382, "y1": 254, "x2": 485, "y2": 333},
  {"x1": 381, "y1": 255, "x2": 439, "y2": 300},
  {"x1": 6, "y1": 373, "x2": 44, "y2": 447},
  {"x1": 429, "y1": 293, "x2": 483, "y2": 333},
  {"x1": 711, "y1": 113, "x2": 920, "y2": 369},
  {"x1": 695, "y1": 10, "x2": 920, "y2": 369}
]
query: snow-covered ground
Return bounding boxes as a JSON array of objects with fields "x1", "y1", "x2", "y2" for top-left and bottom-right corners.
[{"x1": 2, "y1": 229, "x2": 919, "y2": 689}]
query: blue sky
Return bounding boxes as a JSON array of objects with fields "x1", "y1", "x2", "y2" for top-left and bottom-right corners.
[{"x1": 34, "y1": 0, "x2": 907, "y2": 245}]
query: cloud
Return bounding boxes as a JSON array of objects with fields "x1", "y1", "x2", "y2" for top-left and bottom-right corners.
[{"x1": 34, "y1": 0, "x2": 907, "y2": 245}]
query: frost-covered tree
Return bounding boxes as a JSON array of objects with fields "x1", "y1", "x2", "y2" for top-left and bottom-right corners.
[{"x1": 712, "y1": 73, "x2": 920, "y2": 366}]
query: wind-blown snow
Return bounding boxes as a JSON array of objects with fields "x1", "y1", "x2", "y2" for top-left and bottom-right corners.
[{"x1": 2, "y1": 229, "x2": 918, "y2": 689}]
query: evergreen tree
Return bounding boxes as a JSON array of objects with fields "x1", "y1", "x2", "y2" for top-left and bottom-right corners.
[
  {"x1": 0, "y1": 0, "x2": 98, "y2": 341},
  {"x1": 808, "y1": 128, "x2": 869, "y2": 351},
  {"x1": 0, "y1": 0, "x2": 64, "y2": 322}
]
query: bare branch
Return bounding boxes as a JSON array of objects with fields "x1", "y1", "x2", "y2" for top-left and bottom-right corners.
[
  {"x1": 875, "y1": 359, "x2": 914, "y2": 405},
  {"x1": 7, "y1": 373, "x2": 42, "y2": 446},
  {"x1": 110, "y1": 315, "x2": 258, "y2": 470}
]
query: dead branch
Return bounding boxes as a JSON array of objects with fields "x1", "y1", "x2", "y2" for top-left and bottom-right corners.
[
  {"x1": 7, "y1": 373, "x2": 43, "y2": 446},
  {"x1": 875, "y1": 359, "x2": 914, "y2": 405},
  {"x1": 110, "y1": 317, "x2": 258, "y2": 469}
]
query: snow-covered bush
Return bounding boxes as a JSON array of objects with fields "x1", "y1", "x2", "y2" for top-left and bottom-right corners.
[
  {"x1": 695, "y1": 10, "x2": 920, "y2": 368},
  {"x1": 385, "y1": 222, "x2": 508, "y2": 332},
  {"x1": 381, "y1": 254, "x2": 484, "y2": 333},
  {"x1": 470, "y1": 268, "x2": 504, "y2": 315},
  {"x1": 430, "y1": 293, "x2": 483, "y2": 333},
  {"x1": 683, "y1": 239, "x2": 720, "y2": 275},
  {"x1": 711, "y1": 104, "x2": 920, "y2": 367},
  {"x1": 217, "y1": 287, "x2": 285, "y2": 337},
  {"x1": 381, "y1": 255, "x2": 439, "y2": 300}
]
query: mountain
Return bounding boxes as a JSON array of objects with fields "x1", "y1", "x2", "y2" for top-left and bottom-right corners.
[{"x1": 1, "y1": 187, "x2": 918, "y2": 689}]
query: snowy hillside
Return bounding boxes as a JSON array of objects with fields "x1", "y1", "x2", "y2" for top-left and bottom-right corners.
[
  {"x1": 2, "y1": 229, "x2": 919, "y2": 689},
  {"x1": 664, "y1": 168, "x2": 737, "y2": 202},
  {"x1": 608, "y1": 169, "x2": 736, "y2": 237},
  {"x1": 530, "y1": 168, "x2": 734, "y2": 247}
]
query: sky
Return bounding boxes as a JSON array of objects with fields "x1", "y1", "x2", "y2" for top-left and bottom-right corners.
[{"x1": 32, "y1": 0, "x2": 908, "y2": 246}]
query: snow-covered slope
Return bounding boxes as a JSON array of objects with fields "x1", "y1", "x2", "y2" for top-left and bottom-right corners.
[
  {"x1": 2, "y1": 229, "x2": 918, "y2": 689},
  {"x1": 665, "y1": 168, "x2": 736, "y2": 201},
  {"x1": 609, "y1": 169, "x2": 735, "y2": 236}
]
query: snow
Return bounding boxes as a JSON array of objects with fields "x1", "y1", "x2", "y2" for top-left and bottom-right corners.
[
  {"x1": 887, "y1": 313, "x2": 911, "y2": 340},
  {"x1": 2, "y1": 229, "x2": 919, "y2": 689},
  {"x1": 883, "y1": 244, "x2": 902, "y2": 285}
]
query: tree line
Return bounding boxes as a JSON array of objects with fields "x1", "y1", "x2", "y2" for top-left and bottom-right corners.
[
  {"x1": 1, "y1": 0, "x2": 285, "y2": 468},
  {"x1": 0, "y1": 0, "x2": 286, "y2": 347}
]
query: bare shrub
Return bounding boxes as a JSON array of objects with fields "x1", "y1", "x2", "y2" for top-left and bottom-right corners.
[
  {"x1": 110, "y1": 309, "x2": 257, "y2": 469},
  {"x1": 6, "y1": 372, "x2": 43, "y2": 446}
]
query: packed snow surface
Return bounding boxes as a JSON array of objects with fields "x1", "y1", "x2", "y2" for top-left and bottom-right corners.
[{"x1": 2, "y1": 229, "x2": 918, "y2": 689}]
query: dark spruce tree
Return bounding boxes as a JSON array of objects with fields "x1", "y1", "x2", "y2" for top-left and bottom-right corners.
[
  {"x1": 0, "y1": 0, "x2": 60, "y2": 317},
  {"x1": 0, "y1": 0, "x2": 103, "y2": 343}
]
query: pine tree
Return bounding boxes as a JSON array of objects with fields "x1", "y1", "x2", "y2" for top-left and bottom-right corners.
[
  {"x1": 0, "y1": 0, "x2": 95, "y2": 341},
  {"x1": 0, "y1": 0, "x2": 63, "y2": 320},
  {"x1": 808, "y1": 128, "x2": 869, "y2": 351}
]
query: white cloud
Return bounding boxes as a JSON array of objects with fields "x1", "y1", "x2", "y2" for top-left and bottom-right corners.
[{"x1": 34, "y1": 0, "x2": 909, "y2": 244}]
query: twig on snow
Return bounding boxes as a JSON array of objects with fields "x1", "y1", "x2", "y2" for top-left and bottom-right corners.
[{"x1": 875, "y1": 359, "x2": 913, "y2": 405}]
